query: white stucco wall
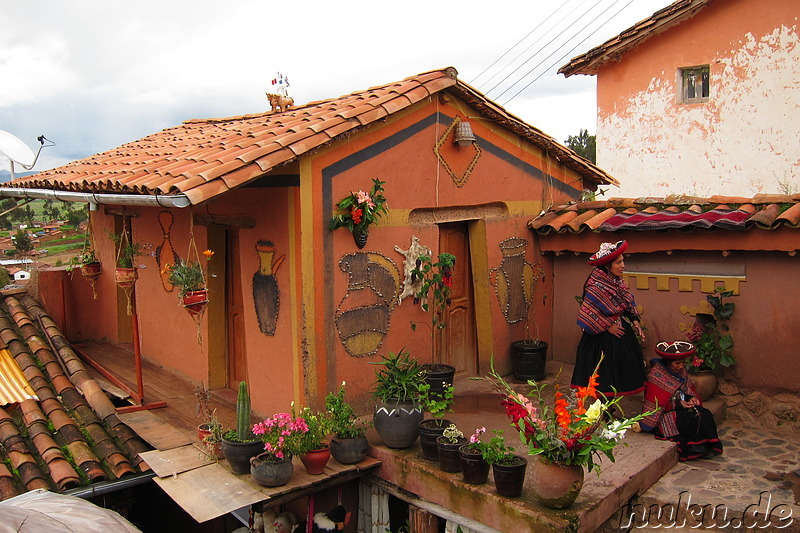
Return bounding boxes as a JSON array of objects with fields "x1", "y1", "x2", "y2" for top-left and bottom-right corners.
[{"x1": 598, "y1": 23, "x2": 800, "y2": 198}]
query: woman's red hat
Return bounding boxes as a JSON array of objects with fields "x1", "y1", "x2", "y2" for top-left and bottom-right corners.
[
  {"x1": 655, "y1": 341, "x2": 696, "y2": 360},
  {"x1": 588, "y1": 240, "x2": 628, "y2": 266}
]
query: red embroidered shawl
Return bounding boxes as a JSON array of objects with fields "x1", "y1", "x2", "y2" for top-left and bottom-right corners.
[
  {"x1": 577, "y1": 268, "x2": 640, "y2": 334},
  {"x1": 641, "y1": 360, "x2": 700, "y2": 437}
]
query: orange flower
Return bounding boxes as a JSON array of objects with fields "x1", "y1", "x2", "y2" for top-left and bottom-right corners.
[
  {"x1": 202, "y1": 250, "x2": 215, "y2": 259},
  {"x1": 574, "y1": 369, "x2": 600, "y2": 415},
  {"x1": 554, "y1": 386, "x2": 572, "y2": 432}
]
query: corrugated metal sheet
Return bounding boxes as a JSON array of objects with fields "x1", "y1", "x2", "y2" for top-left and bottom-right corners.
[{"x1": 0, "y1": 349, "x2": 37, "y2": 406}]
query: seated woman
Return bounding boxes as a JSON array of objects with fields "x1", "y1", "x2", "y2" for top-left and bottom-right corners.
[{"x1": 640, "y1": 341, "x2": 723, "y2": 461}]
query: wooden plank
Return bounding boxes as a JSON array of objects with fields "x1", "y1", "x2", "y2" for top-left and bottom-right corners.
[
  {"x1": 119, "y1": 410, "x2": 192, "y2": 450},
  {"x1": 139, "y1": 444, "x2": 214, "y2": 477},
  {"x1": 154, "y1": 463, "x2": 265, "y2": 523}
]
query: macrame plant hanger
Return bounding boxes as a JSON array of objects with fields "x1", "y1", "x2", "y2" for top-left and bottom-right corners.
[
  {"x1": 114, "y1": 222, "x2": 136, "y2": 316},
  {"x1": 184, "y1": 216, "x2": 208, "y2": 345},
  {"x1": 82, "y1": 216, "x2": 101, "y2": 299}
]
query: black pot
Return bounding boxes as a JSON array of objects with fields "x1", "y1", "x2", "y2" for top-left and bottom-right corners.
[
  {"x1": 510, "y1": 340, "x2": 547, "y2": 381},
  {"x1": 436, "y1": 436, "x2": 467, "y2": 473},
  {"x1": 459, "y1": 445, "x2": 489, "y2": 484},
  {"x1": 221, "y1": 438, "x2": 264, "y2": 475},
  {"x1": 420, "y1": 364, "x2": 455, "y2": 397},
  {"x1": 418, "y1": 419, "x2": 453, "y2": 461},
  {"x1": 330, "y1": 435, "x2": 369, "y2": 464},
  {"x1": 373, "y1": 399, "x2": 423, "y2": 449},
  {"x1": 492, "y1": 455, "x2": 528, "y2": 497}
]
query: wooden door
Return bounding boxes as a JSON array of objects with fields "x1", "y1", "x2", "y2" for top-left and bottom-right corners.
[
  {"x1": 437, "y1": 223, "x2": 477, "y2": 375},
  {"x1": 226, "y1": 229, "x2": 247, "y2": 388}
]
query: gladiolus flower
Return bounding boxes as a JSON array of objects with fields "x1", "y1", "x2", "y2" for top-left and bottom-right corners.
[{"x1": 583, "y1": 399, "x2": 603, "y2": 424}]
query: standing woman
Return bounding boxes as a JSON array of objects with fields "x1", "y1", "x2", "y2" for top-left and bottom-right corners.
[{"x1": 572, "y1": 240, "x2": 646, "y2": 396}]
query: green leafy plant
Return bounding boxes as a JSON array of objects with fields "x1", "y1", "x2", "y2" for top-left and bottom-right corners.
[
  {"x1": 329, "y1": 177, "x2": 388, "y2": 235},
  {"x1": 686, "y1": 288, "x2": 736, "y2": 374},
  {"x1": 418, "y1": 382, "x2": 454, "y2": 421},
  {"x1": 108, "y1": 230, "x2": 145, "y2": 268},
  {"x1": 440, "y1": 423, "x2": 463, "y2": 444},
  {"x1": 469, "y1": 428, "x2": 517, "y2": 465},
  {"x1": 325, "y1": 381, "x2": 371, "y2": 438},
  {"x1": 369, "y1": 349, "x2": 426, "y2": 403},
  {"x1": 294, "y1": 405, "x2": 331, "y2": 453},
  {"x1": 410, "y1": 252, "x2": 456, "y2": 330},
  {"x1": 166, "y1": 250, "x2": 214, "y2": 298},
  {"x1": 486, "y1": 359, "x2": 653, "y2": 474}
]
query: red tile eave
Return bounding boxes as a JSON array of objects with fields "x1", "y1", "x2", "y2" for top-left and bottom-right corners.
[{"x1": 537, "y1": 227, "x2": 800, "y2": 254}]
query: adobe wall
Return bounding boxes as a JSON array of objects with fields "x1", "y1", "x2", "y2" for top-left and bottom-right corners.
[
  {"x1": 550, "y1": 250, "x2": 800, "y2": 394},
  {"x1": 595, "y1": 0, "x2": 799, "y2": 197}
]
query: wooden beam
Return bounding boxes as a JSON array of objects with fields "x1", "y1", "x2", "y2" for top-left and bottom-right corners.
[
  {"x1": 103, "y1": 206, "x2": 140, "y2": 217},
  {"x1": 193, "y1": 213, "x2": 256, "y2": 228}
]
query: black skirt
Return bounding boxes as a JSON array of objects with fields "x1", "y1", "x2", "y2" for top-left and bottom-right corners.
[
  {"x1": 656, "y1": 406, "x2": 723, "y2": 461},
  {"x1": 571, "y1": 319, "x2": 645, "y2": 396}
]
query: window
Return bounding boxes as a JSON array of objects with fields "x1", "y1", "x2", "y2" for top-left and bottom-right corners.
[{"x1": 679, "y1": 65, "x2": 710, "y2": 103}]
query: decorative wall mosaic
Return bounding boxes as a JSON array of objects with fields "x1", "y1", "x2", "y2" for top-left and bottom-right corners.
[
  {"x1": 491, "y1": 237, "x2": 542, "y2": 324},
  {"x1": 253, "y1": 241, "x2": 285, "y2": 336},
  {"x1": 335, "y1": 252, "x2": 400, "y2": 357},
  {"x1": 155, "y1": 211, "x2": 180, "y2": 292}
]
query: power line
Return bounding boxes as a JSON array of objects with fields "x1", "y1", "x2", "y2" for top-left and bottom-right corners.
[
  {"x1": 484, "y1": 0, "x2": 607, "y2": 97},
  {"x1": 471, "y1": 0, "x2": 584, "y2": 88},
  {"x1": 501, "y1": 0, "x2": 636, "y2": 105}
]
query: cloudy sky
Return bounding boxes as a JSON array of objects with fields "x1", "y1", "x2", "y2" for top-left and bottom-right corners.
[{"x1": 0, "y1": 0, "x2": 672, "y2": 173}]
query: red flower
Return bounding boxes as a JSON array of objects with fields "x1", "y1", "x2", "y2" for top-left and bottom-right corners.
[
  {"x1": 442, "y1": 274, "x2": 453, "y2": 287},
  {"x1": 351, "y1": 207, "x2": 363, "y2": 225},
  {"x1": 501, "y1": 398, "x2": 527, "y2": 424}
]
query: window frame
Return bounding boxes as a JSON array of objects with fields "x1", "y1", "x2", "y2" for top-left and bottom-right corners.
[{"x1": 678, "y1": 65, "x2": 710, "y2": 104}]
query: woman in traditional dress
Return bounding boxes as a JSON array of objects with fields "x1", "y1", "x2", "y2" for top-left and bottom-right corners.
[
  {"x1": 640, "y1": 341, "x2": 723, "y2": 460},
  {"x1": 572, "y1": 240, "x2": 646, "y2": 396}
]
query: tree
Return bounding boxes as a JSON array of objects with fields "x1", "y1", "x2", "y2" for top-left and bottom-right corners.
[
  {"x1": 0, "y1": 268, "x2": 10, "y2": 288},
  {"x1": 0, "y1": 216, "x2": 11, "y2": 231},
  {"x1": 565, "y1": 129, "x2": 596, "y2": 164},
  {"x1": 66, "y1": 206, "x2": 88, "y2": 227},
  {"x1": 13, "y1": 230, "x2": 33, "y2": 255}
]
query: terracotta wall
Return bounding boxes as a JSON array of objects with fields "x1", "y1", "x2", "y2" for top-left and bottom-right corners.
[
  {"x1": 550, "y1": 249, "x2": 800, "y2": 393},
  {"x1": 38, "y1": 95, "x2": 588, "y2": 419},
  {"x1": 595, "y1": 0, "x2": 799, "y2": 197}
]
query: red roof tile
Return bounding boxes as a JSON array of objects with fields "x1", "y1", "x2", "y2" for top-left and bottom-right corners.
[
  {"x1": 530, "y1": 195, "x2": 800, "y2": 235},
  {"x1": 7, "y1": 68, "x2": 614, "y2": 205}
]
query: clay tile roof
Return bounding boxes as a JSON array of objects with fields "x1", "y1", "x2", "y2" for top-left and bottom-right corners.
[
  {"x1": 0, "y1": 292, "x2": 151, "y2": 501},
  {"x1": 559, "y1": 0, "x2": 713, "y2": 77},
  {"x1": 529, "y1": 195, "x2": 800, "y2": 235},
  {"x1": 8, "y1": 67, "x2": 615, "y2": 205}
]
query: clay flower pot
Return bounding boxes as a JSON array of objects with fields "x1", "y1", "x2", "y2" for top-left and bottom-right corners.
[
  {"x1": 300, "y1": 444, "x2": 331, "y2": 475},
  {"x1": 250, "y1": 453, "x2": 294, "y2": 487},
  {"x1": 530, "y1": 457, "x2": 584, "y2": 509}
]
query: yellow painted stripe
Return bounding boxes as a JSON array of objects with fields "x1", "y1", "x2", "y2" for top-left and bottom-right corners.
[{"x1": 0, "y1": 349, "x2": 37, "y2": 406}]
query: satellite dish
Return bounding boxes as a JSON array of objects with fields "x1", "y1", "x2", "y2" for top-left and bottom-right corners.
[{"x1": 0, "y1": 130, "x2": 54, "y2": 179}]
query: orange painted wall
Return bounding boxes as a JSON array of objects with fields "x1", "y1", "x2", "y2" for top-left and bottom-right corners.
[
  {"x1": 550, "y1": 249, "x2": 800, "y2": 393},
  {"x1": 38, "y1": 95, "x2": 588, "y2": 419}
]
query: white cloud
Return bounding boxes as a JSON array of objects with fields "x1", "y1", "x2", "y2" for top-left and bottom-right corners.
[{"x1": 0, "y1": 0, "x2": 672, "y2": 172}]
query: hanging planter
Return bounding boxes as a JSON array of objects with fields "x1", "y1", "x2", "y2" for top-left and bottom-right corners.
[
  {"x1": 328, "y1": 178, "x2": 388, "y2": 249},
  {"x1": 182, "y1": 289, "x2": 209, "y2": 317},
  {"x1": 68, "y1": 218, "x2": 102, "y2": 299},
  {"x1": 110, "y1": 226, "x2": 145, "y2": 316}
]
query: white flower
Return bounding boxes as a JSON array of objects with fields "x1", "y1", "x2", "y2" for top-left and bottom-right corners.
[{"x1": 602, "y1": 421, "x2": 627, "y2": 441}]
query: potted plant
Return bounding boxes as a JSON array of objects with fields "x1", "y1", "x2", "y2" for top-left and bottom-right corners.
[
  {"x1": 436, "y1": 423, "x2": 467, "y2": 473},
  {"x1": 295, "y1": 405, "x2": 332, "y2": 475},
  {"x1": 410, "y1": 252, "x2": 456, "y2": 330},
  {"x1": 325, "y1": 381, "x2": 371, "y2": 464},
  {"x1": 165, "y1": 250, "x2": 215, "y2": 316},
  {"x1": 370, "y1": 349, "x2": 425, "y2": 449},
  {"x1": 458, "y1": 427, "x2": 492, "y2": 485},
  {"x1": 194, "y1": 383, "x2": 223, "y2": 459},
  {"x1": 68, "y1": 247, "x2": 102, "y2": 299},
  {"x1": 685, "y1": 288, "x2": 736, "y2": 400},
  {"x1": 250, "y1": 411, "x2": 309, "y2": 487},
  {"x1": 510, "y1": 324, "x2": 547, "y2": 382},
  {"x1": 109, "y1": 229, "x2": 145, "y2": 289},
  {"x1": 417, "y1": 381, "x2": 455, "y2": 461},
  {"x1": 221, "y1": 381, "x2": 263, "y2": 475},
  {"x1": 485, "y1": 358, "x2": 654, "y2": 508},
  {"x1": 328, "y1": 177, "x2": 388, "y2": 248},
  {"x1": 477, "y1": 427, "x2": 527, "y2": 498}
]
